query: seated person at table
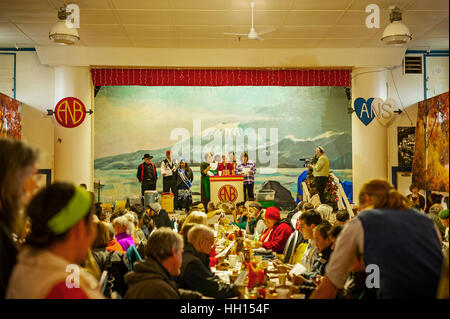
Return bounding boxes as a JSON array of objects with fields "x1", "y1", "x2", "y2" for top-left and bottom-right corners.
[
  {"x1": 309, "y1": 188, "x2": 321, "y2": 208},
  {"x1": 125, "y1": 228, "x2": 202, "y2": 299},
  {"x1": 428, "y1": 204, "x2": 446, "y2": 237},
  {"x1": 184, "y1": 211, "x2": 207, "y2": 226},
  {"x1": 328, "y1": 225, "x2": 342, "y2": 251},
  {"x1": 439, "y1": 209, "x2": 449, "y2": 249},
  {"x1": 176, "y1": 225, "x2": 238, "y2": 298},
  {"x1": 245, "y1": 202, "x2": 266, "y2": 237},
  {"x1": 147, "y1": 202, "x2": 172, "y2": 229},
  {"x1": 282, "y1": 218, "x2": 305, "y2": 264},
  {"x1": 189, "y1": 201, "x2": 205, "y2": 213},
  {"x1": 334, "y1": 210, "x2": 350, "y2": 226},
  {"x1": 6, "y1": 183, "x2": 103, "y2": 299},
  {"x1": 231, "y1": 202, "x2": 247, "y2": 229},
  {"x1": 406, "y1": 184, "x2": 426, "y2": 211},
  {"x1": 292, "y1": 222, "x2": 333, "y2": 286},
  {"x1": 311, "y1": 179, "x2": 443, "y2": 299},
  {"x1": 112, "y1": 215, "x2": 135, "y2": 252},
  {"x1": 256, "y1": 207, "x2": 293, "y2": 254},
  {"x1": 298, "y1": 210, "x2": 322, "y2": 272}
]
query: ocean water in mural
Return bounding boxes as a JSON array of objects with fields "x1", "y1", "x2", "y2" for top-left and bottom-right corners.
[{"x1": 94, "y1": 86, "x2": 352, "y2": 202}]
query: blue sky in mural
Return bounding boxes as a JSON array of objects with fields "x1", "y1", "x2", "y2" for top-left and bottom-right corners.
[{"x1": 94, "y1": 85, "x2": 351, "y2": 165}]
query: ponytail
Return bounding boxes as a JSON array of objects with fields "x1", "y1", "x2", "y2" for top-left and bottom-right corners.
[{"x1": 359, "y1": 179, "x2": 411, "y2": 210}]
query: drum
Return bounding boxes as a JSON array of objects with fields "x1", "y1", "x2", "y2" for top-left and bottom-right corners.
[{"x1": 161, "y1": 192, "x2": 174, "y2": 213}]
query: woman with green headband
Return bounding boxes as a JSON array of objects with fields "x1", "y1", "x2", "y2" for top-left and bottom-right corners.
[{"x1": 6, "y1": 182, "x2": 104, "y2": 299}]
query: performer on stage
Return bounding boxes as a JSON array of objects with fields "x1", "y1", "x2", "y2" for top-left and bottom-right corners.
[
  {"x1": 308, "y1": 146, "x2": 329, "y2": 204},
  {"x1": 217, "y1": 154, "x2": 234, "y2": 176},
  {"x1": 137, "y1": 153, "x2": 157, "y2": 197},
  {"x1": 161, "y1": 150, "x2": 178, "y2": 201},
  {"x1": 200, "y1": 153, "x2": 213, "y2": 212},
  {"x1": 236, "y1": 152, "x2": 256, "y2": 201},
  {"x1": 176, "y1": 159, "x2": 194, "y2": 212}
]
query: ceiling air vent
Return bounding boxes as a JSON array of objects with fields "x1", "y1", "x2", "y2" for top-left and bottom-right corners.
[{"x1": 404, "y1": 56, "x2": 423, "y2": 74}]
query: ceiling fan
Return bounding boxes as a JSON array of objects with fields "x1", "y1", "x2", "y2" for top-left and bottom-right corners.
[{"x1": 224, "y1": 2, "x2": 276, "y2": 41}]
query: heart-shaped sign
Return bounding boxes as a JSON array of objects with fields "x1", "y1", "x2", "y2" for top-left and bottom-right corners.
[
  {"x1": 354, "y1": 97, "x2": 375, "y2": 126},
  {"x1": 372, "y1": 98, "x2": 398, "y2": 126}
]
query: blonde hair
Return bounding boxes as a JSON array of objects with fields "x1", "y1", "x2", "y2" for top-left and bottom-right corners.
[
  {"x1": 184, "y1": 211, "x2": 207, "y2": 226},
  {"x1": 359, "y1": 179, "x2": 410, "y2": 210}
]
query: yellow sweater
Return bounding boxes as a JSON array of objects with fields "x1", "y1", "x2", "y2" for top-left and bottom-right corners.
[
  {"x1": 289, "y1": 242, "x2": 308, "y2": 265},
  {"x1": 313, "y1": 155, "x2": 329, "y2": 177}
]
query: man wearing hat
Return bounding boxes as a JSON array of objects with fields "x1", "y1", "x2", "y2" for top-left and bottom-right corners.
[
  {"x1": 308, "y1": 146, "x2": 329, "y2": 204},
  {"x1": 137, "y1": 154, "x2": 158, "y2": 197}
]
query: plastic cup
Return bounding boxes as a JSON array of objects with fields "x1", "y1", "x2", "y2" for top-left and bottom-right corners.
[
  {"x1": 229, "y1": 255, "x2": 238, "y2": 268},
  {"x1": 278, "y1": 273, "x2": 287, "y2": 285},
  {"x1": 276, "y1": 288, "x2": 290, "y2": 299},
  {"x1": 229, "y1": 274, "x2": 238, "y2": 284}
]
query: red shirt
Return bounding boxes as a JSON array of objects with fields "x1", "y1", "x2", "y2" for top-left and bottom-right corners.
[
  {"x1": 45, "y1": 281, "x2": 89, "y2": 299},
  {"x1": 217, "y1": 162, "x2": 234, "y2": 175},
  {"x1": 260, "y1": 222, "x2": 293, "y2": 254}
]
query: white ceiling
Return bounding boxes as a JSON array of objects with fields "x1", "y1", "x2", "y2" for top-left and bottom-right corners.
[{"x1": 0, "y1": 0, "x2": 448, "y2": 49}]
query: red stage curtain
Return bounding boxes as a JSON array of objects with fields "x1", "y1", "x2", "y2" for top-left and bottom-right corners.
[{"x1": 91, "y1": 69, "x2": 350, "y2": 87}]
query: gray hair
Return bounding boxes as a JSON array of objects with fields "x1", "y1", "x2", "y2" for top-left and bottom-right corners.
[
  {"x1": 124, "y1": 211, "x2": 138, "y2": 227},
  {"x1": 145, "y1": 227, "x2": 183, "y2": 261},
  {"x1": 112, "y1": 215, "x2": 134, "y2": 235},
  {"x1": 187, "y1": 224, "x2": 214, "y2": 245},
  {"x1": 148, "y1": 202, "x2": 161, "y2": 214},
  {"x1": 0, "y1": 138, "x2": 39, "y2": 232},
  {"x1": 316, "y1": 204, "x2": 333, "y2": 222}
]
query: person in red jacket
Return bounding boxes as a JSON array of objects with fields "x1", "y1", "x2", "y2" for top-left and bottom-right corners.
[{"x1": 258, "y1": 207, "x2": 293, "y2": 254}]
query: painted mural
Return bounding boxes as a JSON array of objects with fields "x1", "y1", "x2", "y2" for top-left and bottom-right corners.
[
  {"x1": 94, "y1": 86, "x2": 352, "y2": 202},
  {"x1": 412, "y1": 91, "x2": 449, "y2": 192},
  {"x1": 0, "y1": 92, "x2": 21, "y2": 139}
]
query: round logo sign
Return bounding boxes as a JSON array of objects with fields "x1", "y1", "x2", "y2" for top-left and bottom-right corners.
[
  {"x1": 54, "y1": 97, "x2": 86, "y2": 128},
  {"x1": 218, "y1": 185, "x2": 238, "y2": 203}
]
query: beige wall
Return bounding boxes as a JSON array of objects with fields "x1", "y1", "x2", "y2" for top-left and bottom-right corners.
[
  {"x1": 2, "y1": 51, "x2": 56, "y2": 178},
  {"x1": 6, "y1": 48, "x2": 448, "y2": 198},
  {"x1": 21, "y1": 103, "x2": 54, "y2": 172},
  {"x1": 386, "y1": 55, "x2": 449, "y2": 194}
]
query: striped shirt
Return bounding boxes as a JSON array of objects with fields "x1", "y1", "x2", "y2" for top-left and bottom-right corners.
[{"x1": 236, "y1": 161, "x2": 256, "y2": 185}]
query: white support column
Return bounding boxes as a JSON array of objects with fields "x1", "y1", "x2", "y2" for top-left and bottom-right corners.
[
  {"x1": 53, "y1": 66, "x2": 93, "y2": 190},
  {"x1": 351, "y1": 67, "x2": 388, "y2": 203}
]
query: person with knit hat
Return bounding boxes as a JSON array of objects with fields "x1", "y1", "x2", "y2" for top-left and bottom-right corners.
[
  {"x1": 6, "y1": 182, "x2": 104, "y2": 299},
  {"x1": 147, "y1": 202, "x2": 172, "y2": 229},
  {"x1": 256, "y1": 207, "x2": 293, "y2": 254}
]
